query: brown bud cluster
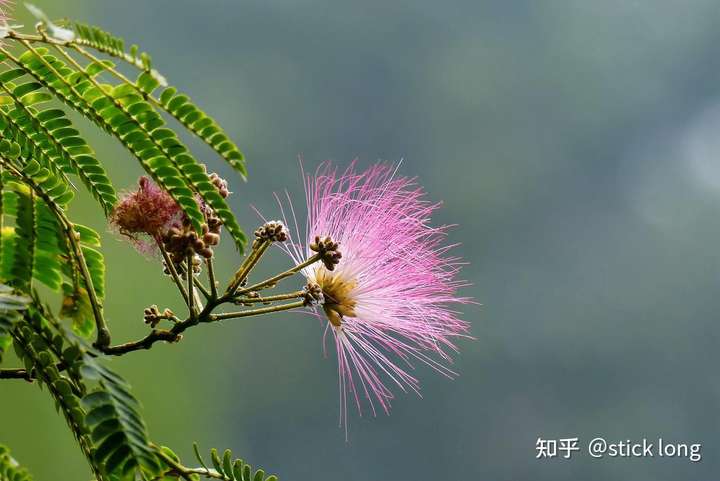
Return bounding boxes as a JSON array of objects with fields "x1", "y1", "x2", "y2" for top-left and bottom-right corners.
[
  {"x1": 252, "y1": 220, "x2": 288, "y2": 249},
  {"x1": 309, "y1": 235, "x2": 342, "y2": 271},
  {"x1": 143, "y1": 305, "x2": 175, "y2": 328},
  {"x1": 302, "y1": 282, "x2": 324, "y2": 306},
  {"x1": 209, "y1": 172, "x2": 230, "y2": 198},
  {"x1": 161, "y1": 213, "x2": 224, "y2": 269}
]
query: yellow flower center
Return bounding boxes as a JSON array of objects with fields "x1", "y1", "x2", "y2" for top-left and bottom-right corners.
[{"x1": 313, "y1": 267, "x2": 357, "y2": 327}]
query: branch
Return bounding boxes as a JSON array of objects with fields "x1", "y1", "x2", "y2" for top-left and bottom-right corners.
[
  {"x1": 234, "y1": 253, "x2": 321, "y2": 296},
  {"x1": 187, "y1": 253, "x2": 196, "y2": 320},
  {"x1": 0, "y1": 157, "x2": 111, "y2": 348},
  {"x1": 154, "y1": 446, "x2": 225, "y2": 481},
  {"x1": 156, "y1": 238, "x2": 190, "y2": 306},
  {"x1": 194, "y1": 276, "x2": 212, "y2": 300},
  {"x1": 225, "y1": 240, "x2": 271, "y2": 295},
  {"x1": 0, "y1": 368, "x2": 33, "y2": 381},
  {"x1": 206, "y1": 257, "x2": 218, "y2": 299},
  {"x1": 211, "y1": 300, "x2": 306, "y2": 321},
  {"x1": 233, "y1": 291, "x2": 304, "y2": 305},
  {"x1": 101, "y1": 329, "x2": 181, "y2": 356},
  {"x1": 101, "y1": 298, "x2": 306, "y2": 356}
]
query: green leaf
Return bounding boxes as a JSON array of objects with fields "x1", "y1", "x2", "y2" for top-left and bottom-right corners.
[
  {"x1": 81, "y1": 355, "x2": 161, "y2": 478},
  {"x1": 9, "y1": 185, "x2": 34, "y2": 291},
  {"x1": 223, "y1": 449, "x2": 235, "y2": 480},
  {"x1": 0, "y1": 443, "x2": 34, "y2": 481},
  {"x1": 210, "y1": 448, "x2": 223, "y2": 475},
  {"x1": 192, "y1": 442, "x2": 209, "y2": 471},
  {"x1": 0, "y1": 76, "x2": 117, "y2": 214}
]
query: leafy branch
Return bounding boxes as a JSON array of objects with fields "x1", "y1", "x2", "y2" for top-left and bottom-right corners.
[{"x1": 0, "y1": 5, "x2": 322, "y2": 479}]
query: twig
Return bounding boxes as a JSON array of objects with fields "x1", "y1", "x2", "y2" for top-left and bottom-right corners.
[
  {"x1": 153, "y1": 444, "x2": 226, "y2": 480},
  {"x1": 234, "y1": 253, "x2": 321, "y2": 296},
  {"x1": 211, "y1": 300, "x2": 305, "y2": 321},
  {"x1": 233, "y1": 291, "x2": 304, "y2": 304},
  {"x1": 225, "y1": 240, "x2": 270, "y2": 295},
  {"x1": 102, "y1": 329, "x2": 180, "y2": 355},
  {"x1": 187, "y1": 254, "x2": 196, "y2": 319},
  {"x1": 156, "y1": 238, "x2": 190, "y2": 306},
  {"x1": 0, "y1": 368, "x2": 33, "y2": 381},
  {"x1": 206, "y1": 257, "x2": 218, "y2": 299},
  {"x1": 193, "y1": 276, "x2": 211, "y2": 300}
]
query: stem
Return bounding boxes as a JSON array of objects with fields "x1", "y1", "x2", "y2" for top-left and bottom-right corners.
[
  {"x1": 235, "y1": 253, "x2": 321, "y2": 296},
  {"x1": 156, "y1": 238, "x2": 190, "y2": 306},
  {"x1": 211, "y1": 300, "x2": 305, "y2": 321},
  {"x1": 0, "y1": 368, "x2": 33, "y2": 381},
  {"x1": 102, "y1": 329, "x2": 180, "y2": 356},
  {"x1": 153, "y1": 445, "x2": 225, "y2": 480},
  {"x1": 101, "y1": 299, "x2": 306, "y2": 356},
  {"x1": 187, "y1": 254, "x2": 196, "y2": 319},
  {"x1": 225, "y1": 240, "x2": 270, "y2": 295},
  {"x1": 193, "y1": 276, "x2": 211, "y2": 300},
  {"x1": 207, "y1": 257, "x2": 218, "y2": 299},
  {"x1": 234, "y1": 291, "x2": 304, "y2": 304},
  {"x1": 70, "y1": 43, "x2": 166, "y2": 108}
]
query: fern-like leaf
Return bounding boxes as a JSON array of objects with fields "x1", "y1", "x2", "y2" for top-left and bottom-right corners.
[
  {"x1": 72, "y1": 22, "x2": 247, "y2": 178},
  {"x1": 0, "y1": 68, "x2": 117, "y2": 214},
  {"x1": 9, "y1": 184, "x2": 34, "y2": 291},
  {"x1": 11, "y1": 313, "x2": 97, "y2": 478},
  {"x1": 81, "y1": 355, "x2": 162, "y2": 479},
  {"x1": 0, "y1": 283, "x2": 29, "y2": 363},
  {"x1": 0, "y1": 444, "x2": 34, "y2": 481},
  {"x1": 190, "y1": 445, "x2": 278, "y2": 481}
]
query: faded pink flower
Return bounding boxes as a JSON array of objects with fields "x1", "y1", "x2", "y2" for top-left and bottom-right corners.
[
  {"x1": 275, "y1": 162, "x2": 471, "y2": 429},
  {"x1": 0, "y1": 1, "x2": 13, "y2": 26},
  {"x1": 110, "y1": 176, "x2": 183, "y2": 249}
]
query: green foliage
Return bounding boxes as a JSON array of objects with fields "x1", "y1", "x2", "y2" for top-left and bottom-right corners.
[
  {"x1": 0, "y1": 445, "x2": 33, "y2": 481},
  {"x1": 0, "y1": 5, "x2": 264, "y2": 480},
  {"x1": 81, "y1": 355, "x2": 162, "y2": 479},
  {"x1": 11, "y1": 309, "x2": 96, "y2": 475},
  {"x1": 73, "y1": 21, "x2": 248, "y2": 179},
  {"x1": 193, "y1": 444, "x2": 278, "y2": 481},
  {"x1": 0, "y1": 283, "x2": 29, "y2": 362}
]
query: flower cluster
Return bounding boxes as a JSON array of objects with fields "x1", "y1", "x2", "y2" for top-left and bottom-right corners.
[
  {"x1": 111, "y1": 171, "x2": 229, "y2": 268},
  {"x1": 275, "y1": 162, "x2": 471, "y2": 427},
  {"x1": 110, "y1": 176, "x2": 182, "y2": 243},
  {"x1": 252, "y1": 220, "x2": 288, "y2": 249}
]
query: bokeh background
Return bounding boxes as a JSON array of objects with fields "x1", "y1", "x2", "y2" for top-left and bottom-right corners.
[{"x1": 2, "y1": 0, "x2": 720, "y2": 479}]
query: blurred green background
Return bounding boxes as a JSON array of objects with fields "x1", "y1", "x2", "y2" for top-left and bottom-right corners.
[{"x1": 2, "y1": 0, "x2": 720, "y2": 479}]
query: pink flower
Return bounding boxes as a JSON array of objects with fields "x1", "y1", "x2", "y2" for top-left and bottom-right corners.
[
  {"x1": 0, "y1": 1, "x2": 13, "y2": 25},
  {"x1": 275, "y1": 162, "x2": 471, "y2": 429},
  {"x1": 110, "y1": 176, "x2": 183, "y2": 249}
]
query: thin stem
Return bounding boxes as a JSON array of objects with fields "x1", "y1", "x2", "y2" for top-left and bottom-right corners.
[
  {"x1": 225, "y1": 240, "x2": 270, "y2": 295},
  {"x1": 0, "y1": 368, "x2": 33, "y2": 381},
  {"x1": 234, "y1": 291, "x2": 304, "y2": 304},
  {"x1": 193, "y1": 276, "x2": 211, "y2": 300},
  {"x1": 6, "y1": 29, "x2": 150, "y2": 74},
  {"x1": 102, "y1": 329, "x2": 180, "y2": 356},
  {"x1": 206, "y1": 257, "x2": 218, "y2": 299},
  {"x1": 187, "y1": 254, "x2": 196, "y2": 319},
  {"x1": 211, "y1": 300, "x2": 305, "y2": 321},
  {"x1": 234, "y1": 253, "x2": 321, "y2": 296},
  {"x1": 152, "y1": 444, "x2": 225, "y2": 480},
  {"x1": 101, "y1": 298, "x2": 306, "y2": 356},
  {"x1": 156, "y1": 238, "x2": 190, "y2": 306},
  {"x1": 70, "y1": 43, "x2": 166, "y2": 108}
]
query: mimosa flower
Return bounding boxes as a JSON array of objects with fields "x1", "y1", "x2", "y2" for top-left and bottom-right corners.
[
  {"x1": 275, "y1": 162, "x2": 471, "y2": 428},
  {"x1": 110, "y1": 176, "x2": 182, "y2": 242}
]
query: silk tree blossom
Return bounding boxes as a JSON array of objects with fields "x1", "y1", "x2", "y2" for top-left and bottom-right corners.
[
  {"x1": 0, "y1": 1, "x2": 16, "y2": 39},
  {"x1": 274, "y1": 162, "x2": 472, "y2": 428}
]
